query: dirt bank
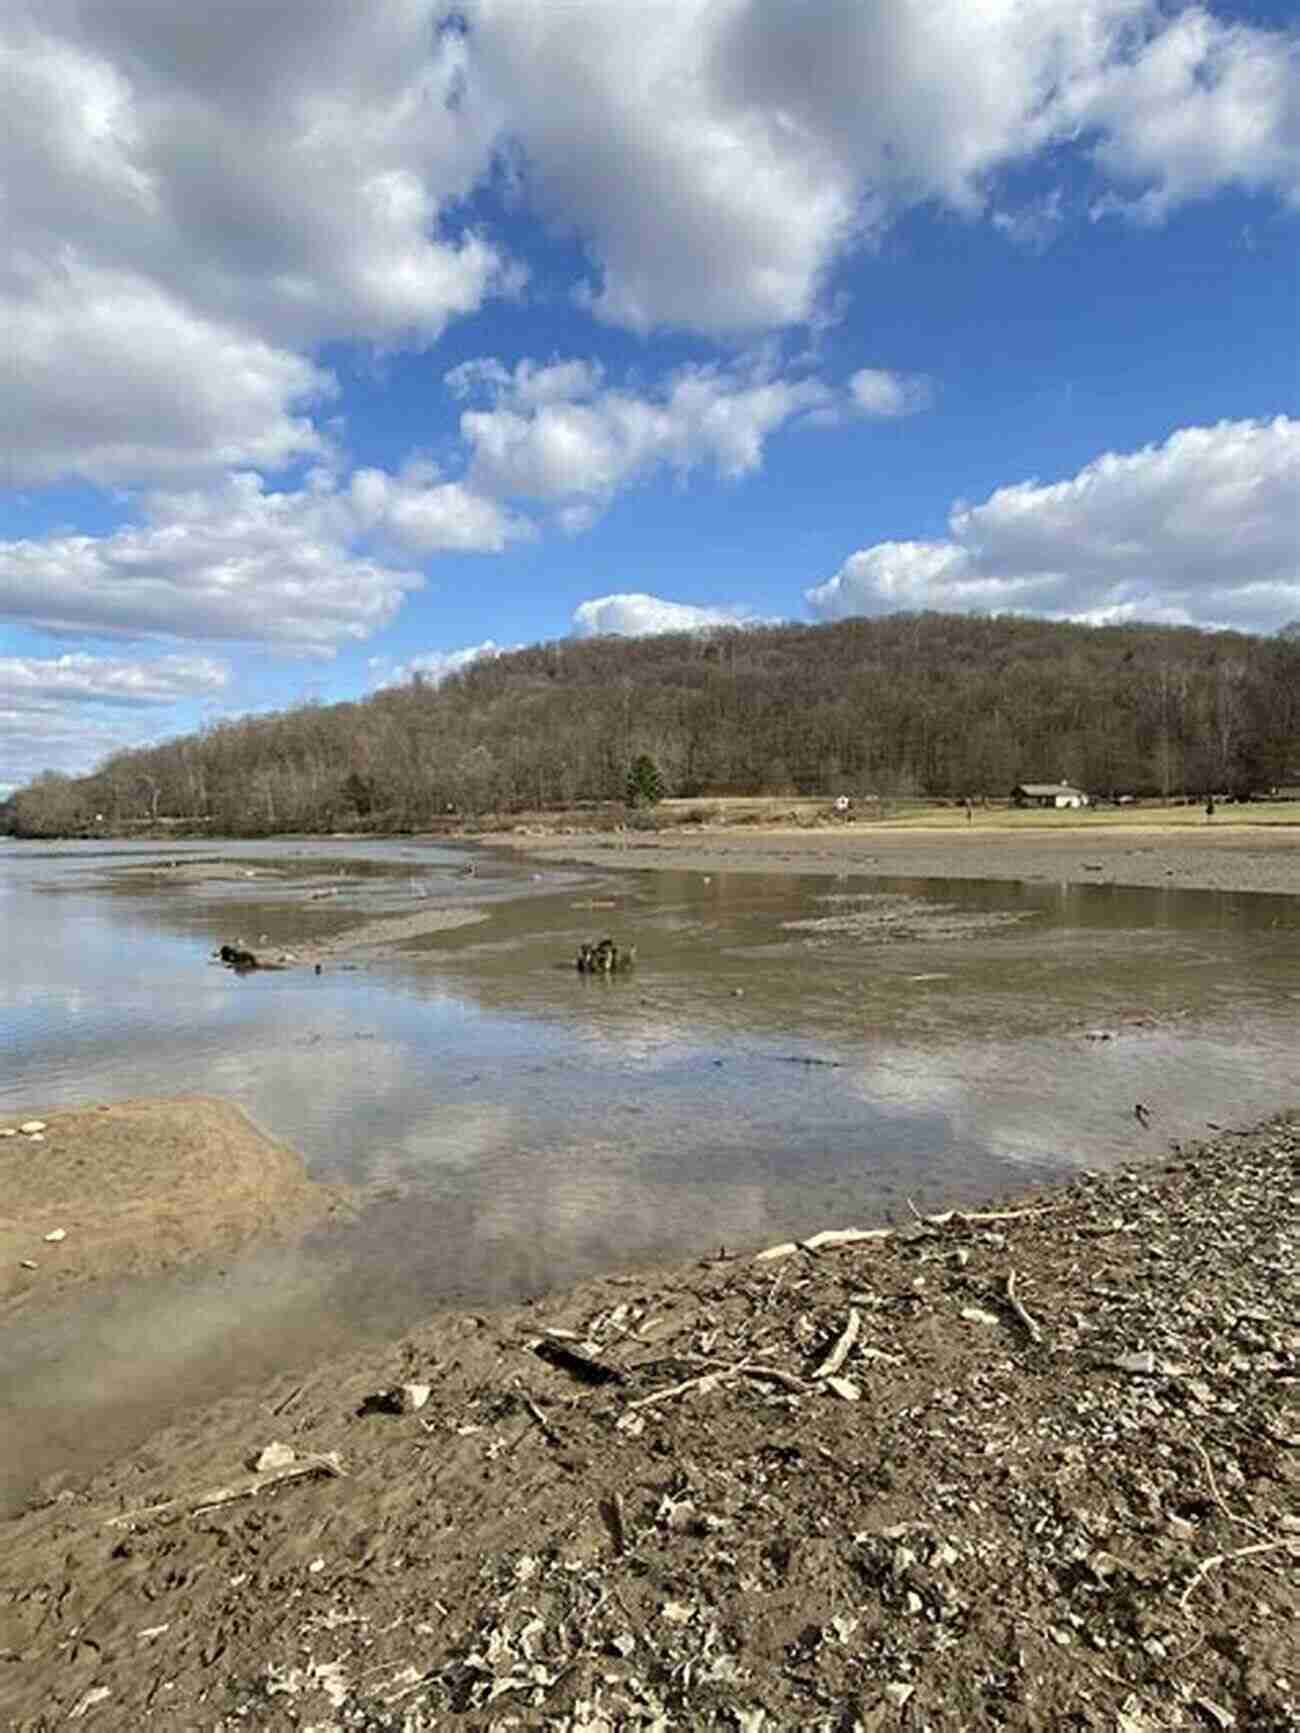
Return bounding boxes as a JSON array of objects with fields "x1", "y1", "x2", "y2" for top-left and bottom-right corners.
[
  {"x1": 0, "y1": 1098, "x2": 351, "y2": 1320},
  {"x1": 1, "y1": 1116, "x2": 1294, "y2": 1729},
  {"x1": 506, "y1": 820, "x2": 1300, "y2": 899}
]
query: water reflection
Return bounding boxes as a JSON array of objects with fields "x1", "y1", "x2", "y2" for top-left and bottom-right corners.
[{"x1": 1, "y1": 837, "x2": 1297, "y2": 1507}]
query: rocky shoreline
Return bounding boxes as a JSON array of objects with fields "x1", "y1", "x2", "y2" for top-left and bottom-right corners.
[{"x1": 1, "y1": 1115, "x2": 1295, "y2": 1729}]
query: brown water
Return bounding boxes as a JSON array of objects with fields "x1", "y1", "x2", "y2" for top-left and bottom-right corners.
[{"x1": 2, "y1": 838, "x2": 1297, "y2": 1509}]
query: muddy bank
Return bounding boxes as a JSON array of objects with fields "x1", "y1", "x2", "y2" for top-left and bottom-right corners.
[
  {"x1": 1, "y1": 1117, "x2": 1294, "y2": 1729},
  {"x1": 506, "y1": 821, "x2": 1300, "y2": 898},
  {"x1": 0, "y1": 1098, "x2": 350, "y2": 1319}
]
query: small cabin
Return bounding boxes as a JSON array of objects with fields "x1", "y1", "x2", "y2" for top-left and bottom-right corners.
[{"x1": 1011, "y1": 782, "x2": 1090, "y2": 810}]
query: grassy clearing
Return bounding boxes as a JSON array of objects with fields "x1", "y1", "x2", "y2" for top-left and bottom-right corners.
[
  {"x1": 871, "y1": 800, "x2": 1300, "y2": 831},
  {"x1": 657, "y1": 796, "x2": 1300, "y2": 832}
]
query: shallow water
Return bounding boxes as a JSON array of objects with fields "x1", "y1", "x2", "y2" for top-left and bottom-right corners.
[{"x1": 2, "y1": 836, "x2": 1297, "y2": 1508}]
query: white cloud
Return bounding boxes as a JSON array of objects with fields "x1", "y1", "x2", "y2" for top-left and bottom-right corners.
[
  {"x1": 850, "y1": 369, "x2": 934, "y2": 419},
  {"x1": 3, "y1": 262, "x2": 333, "y2": 487},
  {"x1": 0, "y1": 651, "x2": 229, "y2": 791},
  {"x1": 807, "y1": 416, "x2": 1300, "y2": 634},
  {"x1": 0, "y1": 473, "x2": 422, "y2": 653},
  {"x1": 347, "y1": 462, "x2": 530, "y2": 554},
  {"x1": 1070, "y1": 8, "x2": 1300, "y2": 223},
  {"x1": 0, "y1": 651, "x2": 228, "y2": 707},
  {"x1": 573, "y1": 593, "x2": 759, "y2": 637},
  {"x1": 456, "y1": 354, "x2": 833, "y2": 512},
  {"x1": 465, "y1": 0, "x2": 1300, "y2": 335},
  {"x1": 4, "y1": 0, "x2": 1294, "y2": 502},
  {"x1": 6, "y1": 2, "x2": 506, "y2": 346},
  {"x1": 2, "y1": 0, "x2": 509, "y2": 485},
  {"x1": 369, "y1": 640, "x2": 507, "y2": 687}
]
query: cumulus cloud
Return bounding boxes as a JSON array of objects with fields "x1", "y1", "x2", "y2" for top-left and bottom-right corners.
[
  {"x1": 0, "y1": 473, "x2": 422, "y2": 653},
  {"x1": 6, "y1": 1, "x2": 505, "y2": 346},
  {"x1": 573, "y1": 593, "x2": 760, "y2": 637},
  {"x1": 5, "y1": 0, "x2": 1295, "y2": 497},
  {"x1": 807, "y1": 417, "x2": 1300, "y2": 635},
  {"x1": 0, "y1": 651, "x2": 229, "y2": 790},
  {"x1": 1071, "y1": 8, "x2": 1300, "y2": 223},
  {"x1": 3, "y1": 263, "x2": 333, "y2": 487},
  {"x1": 465, "y1": 0, "x2": 1300, "y2": 335},
  {"x1": 347, "y1": 462, "x2": 531, "y2": 554},
  {"x1": 369, "y1": 640, "x2": 507, "y2": 687},
  {"x1": 850, "y1": 369, "x2": 934, "y2": 419},
  {"x1": 455, "y1": 354, "x2": 833, "y2": 514},
  {"x1": 2, "y1": 0, "x2": 508, "y2": 485}
]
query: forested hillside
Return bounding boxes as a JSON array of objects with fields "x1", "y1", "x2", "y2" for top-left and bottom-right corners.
[{"x1": 8, "y1": 613, "x2": 1300, "y2": 836}]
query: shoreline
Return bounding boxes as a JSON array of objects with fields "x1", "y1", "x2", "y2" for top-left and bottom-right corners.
[
  {"x1": 0, "y1": 1113, "x2": 1295, "y2": 1727},
  {"x1": 501, "y1": 818, "x2": 1300, "y2": 899},
  {"x1": 0, "y1": 1097, "x2": 351, "y2": 1322}
]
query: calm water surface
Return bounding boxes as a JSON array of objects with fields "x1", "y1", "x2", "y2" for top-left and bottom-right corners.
[{"x1": 2, "y1": 836, "x2": 1297, "y2": 1505}]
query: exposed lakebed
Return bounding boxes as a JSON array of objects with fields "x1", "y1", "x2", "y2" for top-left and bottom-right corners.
[{"x1": 1, "y1": 834, "x2": 1297, "y2": 1507}]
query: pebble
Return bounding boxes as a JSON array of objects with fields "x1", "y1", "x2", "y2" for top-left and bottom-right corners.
[
  {"x1": 43, "y1": 1228, "x2": 67, "y2": 1243},
  {"x1": 20, "y1": 1121, "x2": 46, "y2": 1135}
]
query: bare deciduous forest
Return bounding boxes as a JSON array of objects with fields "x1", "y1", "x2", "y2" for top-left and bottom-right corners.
[{"x1": 7, "y1": 613, "x2": 1300, "y2": 836}]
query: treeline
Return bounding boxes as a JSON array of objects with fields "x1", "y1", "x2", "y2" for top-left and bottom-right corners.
[{"x1": 8, "y1": 613, "x2": 1300, "y2": 836}]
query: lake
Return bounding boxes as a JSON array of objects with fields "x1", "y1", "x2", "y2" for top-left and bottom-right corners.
[{"x1": 2, "y1": 834, "x2": 1297, "y2": 1506}]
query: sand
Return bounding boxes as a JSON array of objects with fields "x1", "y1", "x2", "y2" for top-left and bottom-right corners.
[
  {"x1": 504, "y1": 817, "x2": 1300, "y2": 897},
  {"x1": 0, "y1": 1097, "x2": 351, "y2": 1319}
]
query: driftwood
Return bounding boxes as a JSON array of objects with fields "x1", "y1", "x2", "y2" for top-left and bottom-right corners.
[
  {"x1": 533, "y1": 1338, "x2": 626, "y2": 1386},
  {"x1": 908, "y1": 1199, "x2": 1062, "y2": 1228},
  {"x1": 1003, "y1": 1269, "x2": 1043, "y2": 1344},
  {"x1": 626, "y1": 1366, "x2": 737, "y2": 1411},
  {"x1": 626, "y1": 1355, "x2": 808, "y2": 1412},
  {"x1": 812, "y1": 1308, "x2": 861, "y2": 1380},
  {"x1": 105, "y1": 1451, "x2": 345, "y2": 1527},
  {"x1": 683, "y1": 1353, "x2": 807, "y2": 1394},
  {"x1": 754, "y1": 1225, "x2": 893, "y2": 1262},
  {"x1": 602, "y1": 1490, "x2": 629, "y2": 1555},
  {"x1": 803, "y1": 1227, "x2": 893, "y2": 1252},
  {"x1": 756, "y1": 1205, "x2": 1057, "y2": 1266}
]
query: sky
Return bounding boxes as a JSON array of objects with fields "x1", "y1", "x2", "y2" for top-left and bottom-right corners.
[{"x1": 2, "y1": 0, "x2": 1298, "y2": 795}]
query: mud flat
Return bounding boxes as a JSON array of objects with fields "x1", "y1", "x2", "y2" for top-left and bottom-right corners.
[
  {"x1": 0, "y1": 1098, "x2": 350, "y2": 1319},
  {"x1": 506, "y1": 819, "x2": 1300, "y2": 897},
  {"x1": 1, "y1": 1115, "x2": 1294, "y2": 1729}
]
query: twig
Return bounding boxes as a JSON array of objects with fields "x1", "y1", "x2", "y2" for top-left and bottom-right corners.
[
  {"x1": 1191, "y1": 1439, "x2": 1267, "y2": 1537},
  {"x1": 812, "y1": 1308, "x2": 861, "y2": 1380},
  {"x1": 680, "y1": 1352, "x2": 807, "y2": 1393},
  {"x1": 1178, "y1": 1539, "x2": 1295, "y2": 1611},
  {"x1": 522, "y1": 1396, "x2": 562, "y2": 1447},
  {"x1": 269, "y1": 1379, "x2": 310, "y2": 1418},
  {"x1": 762, "y1": 1261, "x2": 788, "y2": 1312},
  {"x1": 106, "y1": 1452, "x2": 345, "y2": 1527},
  {"x1": 1004, "y1": 1270, "x2": 1043, "y2": 1344},
  {"x1": 908, "y1": 1200, "x2": 1063, "y2": 1228},
  {"x1": 626, "y1": 1365, "x2": 740, "y2": 1411}
]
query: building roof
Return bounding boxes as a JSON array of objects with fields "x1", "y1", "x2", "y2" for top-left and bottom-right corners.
[{"x1": 1013, "y1": 782, "x2": 1087, "y2": 797}]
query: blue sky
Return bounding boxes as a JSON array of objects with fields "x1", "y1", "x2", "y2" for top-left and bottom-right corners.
[{"x1": 2, "y1": 0, "x2": 1297, "y2": 792}]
